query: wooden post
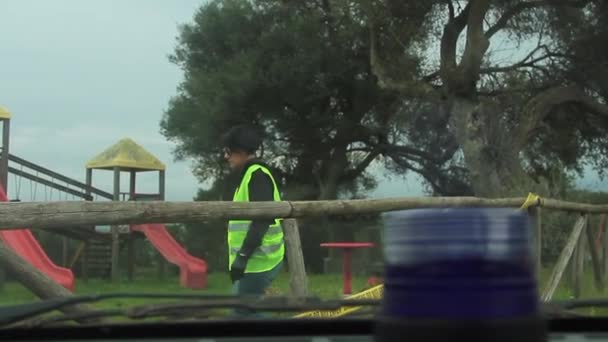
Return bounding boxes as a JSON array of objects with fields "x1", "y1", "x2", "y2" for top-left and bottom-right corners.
[
  {"x1": 529, "y1": 207, "x2": 542, "y2": 274},
  {"x1": 574, "y1": 217, "x2": 587, "y2": 298},
  {"x1": 62, "y1": 237, "x2": 69, "y2": 267},
  {"x1": 81, "y1": 242, "x2": 88, "y2": 283},
  {"x1": 602, "y1": 214, "x2": 608, "y2": 283},
  {"x1": 0, "y1": 119, "x2": 9, "y2": 292},
  {"x1": 158, "y1": 253, "x2": 166, "y2": 281},
  {"x1": 130, "y1": 171, "x2": 136, "y2": 199},
  {"x1": 85, "y1": 168, "x2": 92, "y2": 198},
  {"x1": 327, "y1": 219, "x2": 336, "y2": 272},
  {"x1": 157, "y1": 170, "x2": 166, "y2": 281},
  {"x1": 127, "y1": 234, "x2": 135, "y2": 282},
  {"x1": 69, "y1": 241, "x2": 86, "y2": 269},
  {"x1": 570, "y1": 241, "x2": 578, "y2": 294},
  {"x1": 111, "y1": 167, "x2": 120, "y2": 283},
  {"x1": 0, "y1": 118, "x2": 10, "y2": 192},
  {"x1": 596, "y1": 215, "x2": 604, "y2": 254},
  {"x1": 127, "y1": 170, "x2": 136, "y2": 282},
  {"x1": 0, "y1": 267, "x2": 5, "y2": 293},
  {"x1": 542, "y1": 216, "x2": 586, "y2": 301},
  {"x1": 159, "y1": 170, "x2": 165, "y2": 201},
  {"x1": 537, "y1": 208, "x2": 542, "y2": 272},
  {"x1": 282, "y1": 218, "x2": 308, "y2": 297},
  {"x1": 585, "y1": 214, "x2": 604, "y2": 291}
]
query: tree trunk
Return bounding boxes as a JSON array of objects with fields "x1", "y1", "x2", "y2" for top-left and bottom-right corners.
[
  {"x1": 319, "y1": 145, "x2": 348, "y2": 200},
  {"x1": 448, "y1": 97, "x2": 542, "y2": 197}
]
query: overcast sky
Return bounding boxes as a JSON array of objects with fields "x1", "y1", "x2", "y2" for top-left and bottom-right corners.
[{"x1": 0, "y1": 1, "x2": 604, "y2": 202}]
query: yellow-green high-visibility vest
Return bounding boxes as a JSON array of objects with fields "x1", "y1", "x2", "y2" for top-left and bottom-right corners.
[{"x1": 228, "y1": 164, "x2": 285, "y2": 273}]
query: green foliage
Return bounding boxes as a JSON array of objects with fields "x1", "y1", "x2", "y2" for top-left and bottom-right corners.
[
  {"x1": 3, "y1": 267, "x2": 607, "y2": 317},
  {"x1": 568, "y1": 190, "x2": 608, "y2": 205},
  {"x1": 162, "y1": 0, "x2": 608, "y2": 199},
  {"x1": 0, "y1": 273, "x2": 372, "y2": 308},
  {"x1": 162, "y1": 0, "x2": 402, "y2": 200}
]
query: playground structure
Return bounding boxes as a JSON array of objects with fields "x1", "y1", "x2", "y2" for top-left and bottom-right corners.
[
  {"x1": 0, "y1": 186, "x2": 74, "y2": 291},
  {"x1": 0, "y1": 106, "x2": 208, "y2": 290}
]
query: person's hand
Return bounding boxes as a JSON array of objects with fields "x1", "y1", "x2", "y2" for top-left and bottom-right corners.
[{"x1": 230, "y1": 253, "x2": 248, "y2": 284}]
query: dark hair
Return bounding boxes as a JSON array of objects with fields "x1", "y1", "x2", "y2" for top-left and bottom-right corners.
[{"x1": 221, "y1": 124, "x2": 264, "y2": 154}]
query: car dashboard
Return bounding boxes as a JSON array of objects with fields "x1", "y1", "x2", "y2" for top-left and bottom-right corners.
[{"x1": 2, "y1": 318, "x2": 608, "y2": 342}]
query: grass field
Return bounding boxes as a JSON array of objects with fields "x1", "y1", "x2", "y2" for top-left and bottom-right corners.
[
  {"x1": 0, "y1": 271, "x2": 370, "y2": 310},
  {"x1": 0, "y1": 267, "x2": 606, "y2": 317}
]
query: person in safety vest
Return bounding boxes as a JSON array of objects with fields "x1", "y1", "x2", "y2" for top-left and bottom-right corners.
[{"x1": 221, "y1": 124, "x2": 285, "y2": 309}]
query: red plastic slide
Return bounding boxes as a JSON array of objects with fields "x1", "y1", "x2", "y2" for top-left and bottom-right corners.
[
  {"x1": 0, "y1": 186, "x2": 75, "y2": 292},
  {"x1": 131, "y1": 223, "x2": 207, "y2": 289}
]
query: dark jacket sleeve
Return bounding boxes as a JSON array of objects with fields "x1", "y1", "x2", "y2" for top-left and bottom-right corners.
[{"x1": 238, "y1": 169, "x2": 275, "y2": 258}]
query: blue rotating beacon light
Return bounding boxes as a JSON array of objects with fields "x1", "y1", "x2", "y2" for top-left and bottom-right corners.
[{"x1": 375, "y1": 208, "x2": 547, "y2": 342}]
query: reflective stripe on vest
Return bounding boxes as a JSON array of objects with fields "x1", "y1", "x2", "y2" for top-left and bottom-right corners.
[
  {"x1": 229, "y1": 242, "x2": 283, "y2": 258},
  {"x1": 228, "y1": 222, "x2": 283, "y2": 235},
  {"x1": 228, "y1": 164, "x2": 284, "y2": 273}
]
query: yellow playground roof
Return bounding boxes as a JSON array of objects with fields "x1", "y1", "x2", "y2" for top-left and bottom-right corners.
[
  {"x1": 86, "y1": 138, "x2": 166, "y2": 171},
  {"x1": 0, "y1": 106, "x2": 12, "y2": 119}
]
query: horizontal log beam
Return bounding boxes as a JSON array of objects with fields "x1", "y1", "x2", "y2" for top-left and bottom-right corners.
[
  {"x1": 542, "y1": 198, "x2": 608, "y2": 214},
  {"x1": 0, "y1": 196, "x2": 606, "y2": 230}
]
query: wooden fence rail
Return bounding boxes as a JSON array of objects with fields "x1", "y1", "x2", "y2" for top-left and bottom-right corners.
[
  {"x1": 0, "y1": 196, "x2": 608, "y2": 231},
  {"x1": 1, "y1": 195, "x2": 608, "y2": 309},
  {"x1": 541, "y1": 216, "x2": 586, "y2": 301}
]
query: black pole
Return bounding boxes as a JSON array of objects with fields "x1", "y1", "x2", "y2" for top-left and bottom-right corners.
[
  {"x1": 111, "y1": 167, "x2": 120, "y2": 283},
  {"x1": 0, "y1": 119, "x2": 10, "y2": 191},
  {"x1": 0, "y1": 118, "x2": 10, "y2": 292},
  {"x1": 128, "y1": 170, "x2": 136, "y2": 282}
]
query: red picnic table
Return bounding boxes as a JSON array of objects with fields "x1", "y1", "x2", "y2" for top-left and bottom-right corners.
[{"x1": 320, "y1": 242, "x2": 375, "y2": 296}]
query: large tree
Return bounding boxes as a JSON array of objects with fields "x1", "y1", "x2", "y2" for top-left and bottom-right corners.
[
  {"x1": 365, "y1": 0, "x2": 608, "y2": 197},
  {"x1": 162, "y1": 1, "x2": 404, "y2": 272},
  {"x1": 162, "y1": 0, "x2": 404, "y2": 201},
  {"x1": 165, "y1": 0, "x2": 608, "y2": 202}
]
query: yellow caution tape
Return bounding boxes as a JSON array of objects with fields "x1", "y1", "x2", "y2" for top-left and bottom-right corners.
[
  {"x1": 520, "y1": 192, "x2": 541, "y2": 210},
  {"x1": 293, "y1": 284, "x2": 384, "y2": 318}
]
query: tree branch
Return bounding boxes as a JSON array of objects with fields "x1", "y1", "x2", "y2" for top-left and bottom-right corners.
[
  {"x1": 378, "y1": 138, "x2": 460, "y2": 168},
  {"x1": 453, "y1": 2, "x2": 471, "y2": 30},
  {"x1": 343, "y1": 150, "x2": 382, "y2": 180},
  {"x1": 578, "y1": 93, "x2": 608, "y2": 117},
  {"x1": 386, "y1": 157, "x2": 473, "y2": 196},
  {"x1": 517, "y1": 85, "x2": 608, "y2": 148},
  {"x1": 388, "y1": 156, "x2": 426, "y2": 175},
  {"x1": 422, "y1": 165, "x2": 474, "y2": 196},
  {"x1": 458, "y1": 0, "x2": 491, "y2": 90},
  {"x1": 439, "y1": 2, "x2": 471, "y2": 85},
  {"x1": 423, "y1": 70, "x2": 440, "y2": 82},
  {"x1": 446, "y1": 0, "x2": 455, "y2": 19},
  {"x1": 346, "y1": 147, "x2": 374, "y2": 153},
  {"x1": 378, "y1": 144, "x2": 439, "y2": 163},
  {"x1": 480, "y1": 52, "x2": 561, "y2": 74},
  {"x1": 369, "y1": 25, "x2": 406, "y2": 93},
  {"x1": 485, "y1": 0, "x2": 592, "y2": 39},
  {"x1": 477, "y1": 85, "x2": 549, "y2": 97},
  {"x1": 369, "y1": 24, "x2": 435, "y2": 96}
]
